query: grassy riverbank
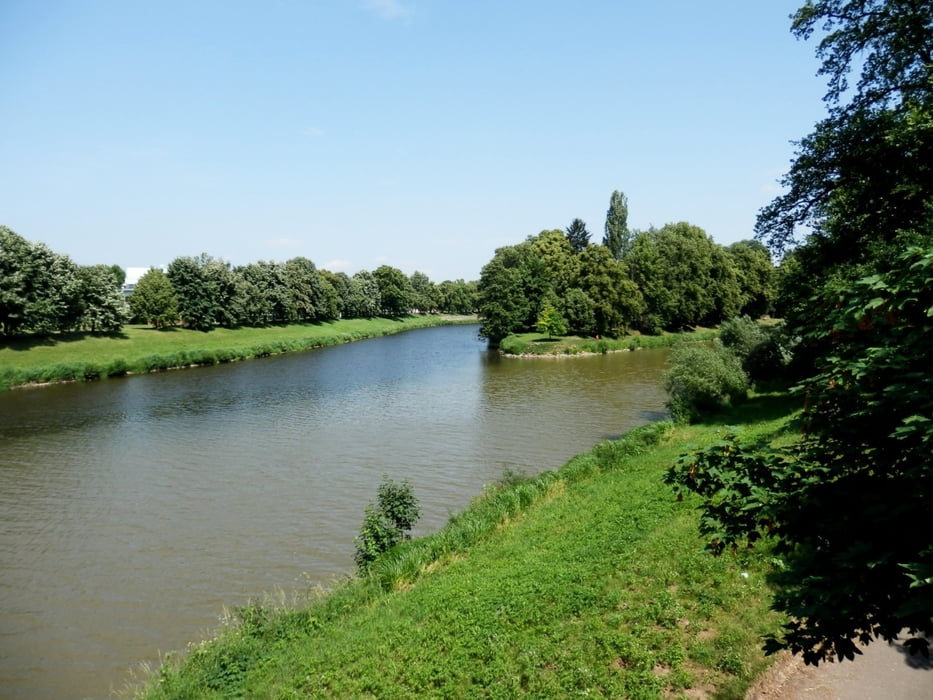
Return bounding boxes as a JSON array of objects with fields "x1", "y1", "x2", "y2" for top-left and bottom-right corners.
[
  {"x1": 130, "y1": 392, "x2": 799, "y2": 699},
  {"x1": 0, "y1": 315, "x2": 477, "y2": 391},
  {"x1": 499, "y1": 328, "x2": 718, "y2": 356}
]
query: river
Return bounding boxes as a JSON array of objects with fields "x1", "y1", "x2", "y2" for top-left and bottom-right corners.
[{"x1": 0, "y1": 324, "x2": 670, "y2": 699}]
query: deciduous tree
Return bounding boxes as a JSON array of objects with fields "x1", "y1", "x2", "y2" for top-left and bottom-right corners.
[{"x1": 131, "y1": 268, "x2": 179, "y2": 328}]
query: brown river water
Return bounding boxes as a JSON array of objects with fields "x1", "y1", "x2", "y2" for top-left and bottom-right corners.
[{"x1": 0, "y1": 324, "x2": 670, "y2": 699}]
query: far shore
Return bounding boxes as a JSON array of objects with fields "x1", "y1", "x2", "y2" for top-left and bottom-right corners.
[{"x1": 0, "y1": 314, "x2": 478, "y2": 391}]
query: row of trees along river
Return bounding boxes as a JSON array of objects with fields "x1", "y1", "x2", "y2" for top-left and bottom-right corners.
[{"x1": 2, "y1": 196, "x2": 776, "y2": 347}]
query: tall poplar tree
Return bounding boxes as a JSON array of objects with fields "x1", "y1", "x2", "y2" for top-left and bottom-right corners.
[{"x1": 602, "y1": 190, "x2": 630, "y2": 260}]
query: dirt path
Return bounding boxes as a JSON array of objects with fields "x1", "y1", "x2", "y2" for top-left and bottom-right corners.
[{"x1": 747, "y1": 636, "x2": 933, "y2": 699}]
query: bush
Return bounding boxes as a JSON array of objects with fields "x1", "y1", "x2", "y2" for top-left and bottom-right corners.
[
  {"x1": 719, "y1": 316, "x2": 793, "y2": 383},
  {"x1": 664, "y1": 342, "x2": 748, "y2": 423},
  {"x1": 354, "y1": 477, "x2": 421, "y2": 572}
]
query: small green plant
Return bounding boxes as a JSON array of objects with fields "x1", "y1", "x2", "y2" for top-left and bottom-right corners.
[{"x1": 354, "y1": 477, "x2": 421, "y2": 572}]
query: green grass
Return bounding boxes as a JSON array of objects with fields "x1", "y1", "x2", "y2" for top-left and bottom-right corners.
[
  {"x1": 0, "y1": 315, "x2": 476, "y2": 391},
  {"x1": 130, "y1": 393, "x2": 800, "y2": 700},
  {"x1": 499, "y1": 328, "x2": 718, "y2": 356}
]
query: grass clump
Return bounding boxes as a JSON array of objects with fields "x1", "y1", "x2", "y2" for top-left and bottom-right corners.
[{"x1": 132, "y1": 396, "x2": 796, "y2": 700}]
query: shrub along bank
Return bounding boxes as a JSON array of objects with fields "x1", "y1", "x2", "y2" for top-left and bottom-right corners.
[
  {"x1": 131, "y1": 393, "x2": 799, "y2": 699},
  {"x1": 0, "y1": 315, "x2": 476, "y2": 391}
]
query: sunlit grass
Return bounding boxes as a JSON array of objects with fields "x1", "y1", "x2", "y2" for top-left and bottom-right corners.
[
  {"x1": 133, "y1": 395, "x2": 799, "y2": 699},
  {"x1": 499, "y1": 327, "x2": 718, "y2": 356}
]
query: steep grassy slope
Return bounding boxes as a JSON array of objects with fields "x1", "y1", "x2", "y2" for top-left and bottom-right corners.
[{"x1": 134, "y1": 395, "x2": 798, "y2": 699}]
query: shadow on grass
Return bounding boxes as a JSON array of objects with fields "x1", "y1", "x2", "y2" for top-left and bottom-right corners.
[
  {"x1": 699, "y1": 391, "x2": 801, "y2": 429},
  {"x1": 1, "y1": 329, "x2": 129, "y2": 351},
  {"x1": 532, "y1": 337, "x2": 562, "y2": 343}
]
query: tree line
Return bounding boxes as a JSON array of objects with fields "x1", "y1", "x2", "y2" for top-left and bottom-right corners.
[
  {"x1": 0, "y1": 226, "x2": 476, "y2": 335},
  {"x1": 476, "y1": 193, "x2": 776, "y2": 345}
]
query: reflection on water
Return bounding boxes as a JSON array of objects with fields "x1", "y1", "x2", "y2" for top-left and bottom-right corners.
[{"x1": 0, "y1": 325, "x2": 669, "y2": 699}]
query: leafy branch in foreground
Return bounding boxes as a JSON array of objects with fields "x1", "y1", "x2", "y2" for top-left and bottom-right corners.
[{"x1": 668, "y1": 247, "x2": 933, "y2": 664}]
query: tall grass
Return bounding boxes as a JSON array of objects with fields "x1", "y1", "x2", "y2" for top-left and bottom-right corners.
[{"x1": 132, "y1": 395, "x2": 798, "y2": 699}]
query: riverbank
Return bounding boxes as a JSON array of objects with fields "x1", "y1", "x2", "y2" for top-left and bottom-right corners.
[
  {"x1": 499, "y1": 328, "x2": 718, "y2": 357},
  {"x1": 0, "y1": 315, "x2": 477, "y2": 391},
  {"x1": 129, "y1": 391, "x2": 800, "y2": 699}
]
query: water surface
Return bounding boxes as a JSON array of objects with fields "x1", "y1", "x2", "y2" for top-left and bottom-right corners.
[{"x1": 0, "y1": 325, "x2": 670, "y2": 698}]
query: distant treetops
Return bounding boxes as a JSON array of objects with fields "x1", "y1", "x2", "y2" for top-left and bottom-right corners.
[
  {"x1": 476, "y1": 191, "x2": 776, "y2": 345},
  {"x1": 0, "y1": 226, "x2": 476, "y2": 335}
]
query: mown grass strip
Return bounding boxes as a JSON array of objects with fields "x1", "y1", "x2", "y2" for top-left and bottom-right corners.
[
  {"x1": 133, "y1": 393, "x2": 799, "y2": 700},
  {"x1": 0, "y1": 315, "x2": 477, "y2": 391}
]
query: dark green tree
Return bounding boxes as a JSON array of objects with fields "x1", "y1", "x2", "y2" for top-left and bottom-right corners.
[
  {"x1": 668, "y1": 247, "x2": 933, "y2": 663},
  {"x1": 602, "y1": 190, "x2": 630, "y2": 260},
  {"x1": 373, "y1": 265, "x2": 413, "y2": 316},
  {"x1": 560, "y1": 288, "x2": 596, "y2": 337},
  {"x1": 727, "y1": 240, "x2": 776, "y2": 318},
  {"x1": 130, "y1": 268, "x2": 179, "y2": 328},
  {"x1": 575, "y1": 244, "x2": 643, "y2": 336},
  {"x1": 756, "y1": 0, "x2": 933, "y2": 320},
  {"x1": 626, "y1": 223, "x2": 721, "y2": 331},
  {"x1": 565, "y1": 218, "x2": 591, "y2": 254},
  {"x1": 476, "y1": 244, "x2": 532, "y2": 345},
  {"x1": 671, "y1": 0, "x2": 933, "y2": 664},
  {"x1": 166, "y1": 254, "x2": 220, "y2": 331}
]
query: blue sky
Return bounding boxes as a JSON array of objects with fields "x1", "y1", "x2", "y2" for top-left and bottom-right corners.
[{"x1": 1, "y1": 1, "x2": 826, "y2": 283}]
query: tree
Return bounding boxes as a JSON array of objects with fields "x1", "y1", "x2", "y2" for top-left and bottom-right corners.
[
  {"x1": 530, "y1": 229, "x2": 579, "y2": 298},
  {"x1": 672, "y1": 0, "x2": 933, "y2": 664},
  {"x1": 755, "y1": 0, "x2": 933, "y2": 313},
  {"x1": 727, "y1": 240, "x2": 776, "y2": 318},
  {"x1": 565, "y1": 218, "x2": 591, "y2": 254},
  {"x1": 476, "y1": 244, "x2": 532, "y2": 345},
  {"x1": 668, "y1": 247, "x2": 933, "y2": 663},
  {"x1": 348, "y1": 270, "x2": 381, "y2": 318},
  {"x1": 373, "y1": 265, "x2": 413, "y2": 316},
  {"x1": 626, "y1": 223, "x2": 722, "y2": 331},
  {"x1": 409, "y1": 271, "x2": 437, "y2": 313},
  {"x1": 354, "y1": 477, "x2": 421, "y2": 572},
  {"x1": 575, "y1": 244, "x2": 642, "y2": 336},
  {"x1": 436, "y1": 279, "x2": 475, "y2": 315},
  {"x1": 167, "y1": 254, "x2": 220, "y2": 331},
  {"x1": 76, "y1": 265, "x2": 126, "y2": 333},
  {"x1": 321, "y1": 270, "x2": 353, "y2": 318},
  {"x1": 536, "y1": 298, "x2": 568, "y2": 339},
  {"x1": 602, "y1": 190, "x2": 630, "y2": 259},
  {"x1": 130, "y1": 268, "x2": 179, "y2": 328}
]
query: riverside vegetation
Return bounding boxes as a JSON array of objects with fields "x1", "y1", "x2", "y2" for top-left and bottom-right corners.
[{"x1": 131, "y1": 395, "x2": 799, "y2": 700}]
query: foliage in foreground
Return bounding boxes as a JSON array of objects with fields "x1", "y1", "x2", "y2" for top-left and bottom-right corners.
[
  {"x1": 134, "y1": 411, "x2": 794, "y2": 699},
  {"x1": 668, "y1": 247, "x2": 933, "y2": 664}
]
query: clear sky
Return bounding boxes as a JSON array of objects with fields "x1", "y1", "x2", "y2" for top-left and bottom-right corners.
[{"x1": 1, "y1": 1, "x2": 827, "y2": 283}]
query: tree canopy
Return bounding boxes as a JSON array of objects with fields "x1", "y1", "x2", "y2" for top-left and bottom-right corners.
[{"x1": 671, "y1": 0, "x2": 933, "y2": 664}]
